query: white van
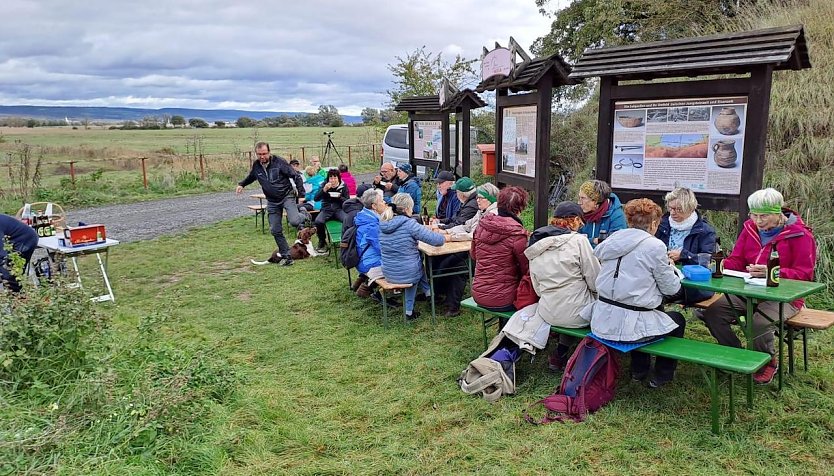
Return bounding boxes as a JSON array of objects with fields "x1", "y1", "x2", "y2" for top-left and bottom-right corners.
[{"x1": 381, "y1": 123, "x2": 478, "y2": 178}]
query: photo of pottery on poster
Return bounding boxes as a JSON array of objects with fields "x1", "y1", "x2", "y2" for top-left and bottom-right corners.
[
  {"x1": 412, "y1": 120, "x2": 442, "y2": 161},
  {"x1": 611, "y1": 96, "x2": 748, "y2": 195},
  {"x1": 501, "y1": 105, "x2": 537, "y2": 178}
]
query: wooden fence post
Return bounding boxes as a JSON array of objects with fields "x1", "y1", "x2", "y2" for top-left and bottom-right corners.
[
  {"x1": 69, "y1": 161, "x2": 76, "y2": 185},
  {"x1": 348, "y1": 146, "x2": 352, "y2": 167},
  {"x1": 199, "y1": 154, "x2": 205, "y2": 180},
  {"x1": 301, "y1": 147, "x2": 306, "y2": 165},
  {"x1": 141, "y1": 157, "x2": 148, "y2": 189},
  {"x1": 372, "y1": 144, "x2": 376, "y2": 161}
]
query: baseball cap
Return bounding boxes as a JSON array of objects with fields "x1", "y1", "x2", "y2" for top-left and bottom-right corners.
[
  {"x1": 554, "y1": 201, "x2": 583, "y2": 218},
  {"x1": 434, "y1": 170, "x2": 455, "y2": 183},
  {"x1": 450, "y1": 177, "x2": 475, "y2": 192}
]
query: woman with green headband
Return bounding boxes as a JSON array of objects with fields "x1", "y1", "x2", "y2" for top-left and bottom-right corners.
[
  {"x1": 699, "y1": 187, "x2": 817, "y2": 385},
  {"x1": 440, "y1": 183, "x2": 500, "y2": 241}
]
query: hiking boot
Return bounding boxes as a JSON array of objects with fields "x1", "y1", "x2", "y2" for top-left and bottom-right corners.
[
  {"x1": 279, "y1": 258, "x2": 294, "y2": 266},
  {"x1": 753, "y1": 357, "x2": 778, "y2": 385},
  {"x1": 356, "y1": 282, "x2": 373, "y2": 298},
  {"x1": 648, "y1": 374, "x2": 673, "y2": 389},
  {"x1": 631, "y1": 370, "x2": 649, "y2": 382},
  {"x1": 547, "y1": 353, "x2": 565, "y2": 372},
  {"x1": 351, "y1": 276, "x2": 366, "y2": 292},
  {"x1": 405, "y1": 309, "x2": 420, "y2": 321},
  {"x1": 443, "y1": 306, "x2": 461, "y2": 317}
]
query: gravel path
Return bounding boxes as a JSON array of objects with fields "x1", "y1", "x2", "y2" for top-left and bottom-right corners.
[{"x1": 68, "y1": 172, "x2": 377, "y2": 243}]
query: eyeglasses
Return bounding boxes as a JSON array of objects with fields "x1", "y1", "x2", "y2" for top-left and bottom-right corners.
[
  {"x1": 748, "y1": 212, "x2": 775, "y2": 221},
  {"x1": 578, "y1": 195, "x2": 593, "y2": 203},
  {"x1": 667, "y1": 205, "x2": 684, "y2": 213}
]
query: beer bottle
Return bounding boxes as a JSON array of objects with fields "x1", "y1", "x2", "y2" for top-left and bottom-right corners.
[
  {"x1": 421, "y1": 206, "x2": 430, "y2": 226},
  {"x1": 766, "y1": 248, "x2": 780, "y2": 287},
  {"x1": 598, "y1": 229, "x2": 608, "y2": 243},
  {"x1": 711, "y1": 238, "x2": 725, "y2": 278}
]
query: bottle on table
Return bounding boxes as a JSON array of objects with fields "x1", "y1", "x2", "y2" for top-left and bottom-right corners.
[
  {"x1": 766, "y1": 248, "x2": 780, "y2": 287},
  {"x1": 711, "y1": 238, "x2": 725, "y2": 278},
  {"x1": 598, "y1": 229, "x2": 608, "y2": 243},
  {"x1": 421, "y1": 206, "x2": 430, "y2": 226}
]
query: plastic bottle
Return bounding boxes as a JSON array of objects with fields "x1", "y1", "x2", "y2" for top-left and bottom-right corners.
[
  {"x1": 96, "y1": 230, "x2": 103, "y2": 242},
  {"x1": 766, "y1": 248, "x2": 780, "y2": 287},
  {"x1": 22, "y1": 203, "x2": 32, "y2": 226},
  {"x1": 711, "y1": 238, "x2": 725, "y2": 278}
]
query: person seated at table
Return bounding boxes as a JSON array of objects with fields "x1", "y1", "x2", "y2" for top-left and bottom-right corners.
[
  {"x1": 394, "y1": 163, "x2": 422, "y2": 215},
  {"x1": 379, "y1": 193, "x2": 448, "y2": 321},
  {"x1": 0, "y1": 214, "x2": 39, "y2": 293},
  {"x1": 289, "y1": 159, "x2": 302, "y2": 174},
  {"x1": 580, "y1": 198, "x2": 686, "y2": 388},
  {"x1": 436, "y1": 177, "x2": 479, "y2": 230},
  {"x1": 577, "y1": 179, "x2": 626, "y2": 246},
  {"x1": 339, "y1": 164, "x2": 357, "y2": 197},
  {"x1": 373, "y1": 162, "x2": 400, "y2": 201},
  {"x1": 471, "y1": 186, "x2": 530, "y2": 314},
  {"x1": 304, "y1": 166, "x2": 324, "y2": 211},
  {"x1": 524, "y1": 201, "x2": 600, "y2": 371},
  {"x1": 698, "y1": 187, "x2": 816, "y2": 385},
  {"x1": 353, "y1": 188, "x2": 387, "y2": 299},
  {"x1": 310, "y1": 156, "x2": 327, "y2": 179},
  {"x1": 434, "y1": 170, "x2": 460, "y2": 222},
  {"x1": 654, "y1": 187, "x2": 716, "y2": 305},
  {"x1": 313, "y1": 169, "x2": 349, "y2": 253},
  {"x1": 440, "y1": 183, "x2": 499, "y2": 241}
]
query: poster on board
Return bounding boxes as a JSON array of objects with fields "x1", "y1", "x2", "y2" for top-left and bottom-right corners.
[
  {"x1": 413, "y1": 120, "x2": 442, "y2": 161},
  {"x1": 501, "y1": 105, "x2": 537, "y2": 178},
  {"x1": 611, "y1": 96, "x2": 748, "y2": 195}
]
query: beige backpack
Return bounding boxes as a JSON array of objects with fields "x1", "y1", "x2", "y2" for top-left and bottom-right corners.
[{"x1": 457, "y1": 332, "x2": 516, "y2": 403}]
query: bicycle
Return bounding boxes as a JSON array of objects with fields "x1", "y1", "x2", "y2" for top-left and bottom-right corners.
[{"x1": 547, "y1": 160, "x2": 573, "y2": 210}]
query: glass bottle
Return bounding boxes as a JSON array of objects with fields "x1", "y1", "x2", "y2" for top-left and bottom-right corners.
[
  {"x1": 766, "y1": 248, "x2": 780, "y2": 287},
  {"x1": 711, "y1": 238, "x2": 725, "y2": 278}
]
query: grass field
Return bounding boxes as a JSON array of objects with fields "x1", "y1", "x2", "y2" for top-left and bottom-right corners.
[
  {"x1": 2, "y1": 217, "x2": 831, "y2": 474},
  {"x1": 0, "y1": 126, "x2": 383, "y2": 213}
]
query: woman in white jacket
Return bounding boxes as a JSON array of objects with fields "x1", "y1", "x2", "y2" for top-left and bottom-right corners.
[
  {"x1": 525, "y1": 201, "x2": 600, "y2": 370},
  {"x1": 580, "y1": 198, "x2": 686, "y2": 388}
]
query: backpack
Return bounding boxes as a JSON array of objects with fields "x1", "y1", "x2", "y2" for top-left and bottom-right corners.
[
  {"x1": 458, "y1": 332, "x2": 520, "y2": 403},
  {"x1": 524, "y1": 336, "x2": 619, "y2": 424},
  {"x1": 339, "y1": 221, "x2": 370, "y2": 269}
]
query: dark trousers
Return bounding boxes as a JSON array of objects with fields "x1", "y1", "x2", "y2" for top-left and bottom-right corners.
[
  {"x1": 630, "y1": 311, "x2": 686, "y2": 380},
  {"x1": 267, "y1": 196, "x2": 304, "y2": 257},
  {"x1": 314, "y1": 208, "x2": 347, "y2": 246},
  {"x1": 432, "y1": 251, "x2": 469, "y2": 310},
  {"x1": 698, "y1": 295, "x2": 798, "y2": 355},
  {"x1": 479, "y1": 302, "x2": 517, "y2": 328}
]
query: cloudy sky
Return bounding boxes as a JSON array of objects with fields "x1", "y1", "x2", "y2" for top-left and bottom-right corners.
[{"x1": 0, "y1": 0, "x2": 564, "y2": 115}]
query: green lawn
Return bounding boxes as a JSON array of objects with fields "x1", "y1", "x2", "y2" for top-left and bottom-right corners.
[{"x1": 5, "y1": 217, "x2": 829, "y2": 474}]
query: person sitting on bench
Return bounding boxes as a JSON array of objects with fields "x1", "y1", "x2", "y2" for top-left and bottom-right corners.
[
  {"x1": 580, "y1": 198, "x2": 685, "y2": 388},
  {"x1": 313, "y1": 169, "x2": 349, "y2": 253}
]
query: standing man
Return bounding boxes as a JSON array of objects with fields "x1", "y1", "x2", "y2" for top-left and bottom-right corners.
[
  {"x1": 0, "y1": 214, "x2": 39, "y2": 292},
  {"x1": 236, "y1": 142, "x2": 305, "y2": 266},
  {"x1": 372, "y1": 162, "x2": 400, "y2": 201}
]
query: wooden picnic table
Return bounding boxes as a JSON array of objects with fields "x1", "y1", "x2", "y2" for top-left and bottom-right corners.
[{"x1": 418, "y1": 239, "x2": 473, "y2": 323}]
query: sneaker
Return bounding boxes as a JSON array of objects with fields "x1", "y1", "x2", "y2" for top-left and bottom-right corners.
[
  {"x1": 631, "y1": 370, "x2": 649, "y2": 382},
  {"x1": 405, "y1": 310, "x2": 420, "y2": 321},
  {"x1": 753, "y1": 357, "x2": 778, "y2": 385},
  {"x1": 279, "y1": 258, "x2": 294, "y2": 266},
  {"x1": 547, "y1": 353, "x2": 566, "y2": 372},
  {"x1": 443, "y1": 306, "x2": 461, "y2": 317},
  {"x1": 648, "y1": 375, "x2": 672, "y2": 389},
  {"x1": 315, "y1": 244, "x2": 329, "y2": 254}
]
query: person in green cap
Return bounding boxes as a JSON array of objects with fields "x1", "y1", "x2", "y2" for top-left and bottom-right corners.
[{"x1": 436, "y1": 176, "x2": 478, "y2": 230}]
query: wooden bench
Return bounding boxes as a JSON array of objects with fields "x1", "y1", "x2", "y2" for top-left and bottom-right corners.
[
  {"x1": 375, "y1": 278, "x2": 413, "y2": 327},
  {"x1": 694, "y1": 293, "x2": 834, "y2": 374},
  {"x1": 462, "y1": 297, "x2": 770, "y2": 434},
  {"x1": 247, "y1": 204, "x2": 266, "y2": 233}
]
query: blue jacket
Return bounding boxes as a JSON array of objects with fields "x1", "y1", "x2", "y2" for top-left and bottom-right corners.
[
  {"x1": 655, "y1": 211, "x2": 716, "y2": 304},
  {"x1": 354, "y1": 208, "x2": 382, "y2": 274},
  {"x1": 379, "y1": 215, "x2": 444, "y2": 284},
  {"x1": 398, "y1": 174, "x2": 422, "y2": 215},
  {"x1": 579, "y1": 192, "x2": 627, "y2": 247},
  {"x1": 435, "y1": 189, "x2": 461, "y2": 221},
  {"x1": 304, "y1": 174, "x2": 324, "y2": 210}
]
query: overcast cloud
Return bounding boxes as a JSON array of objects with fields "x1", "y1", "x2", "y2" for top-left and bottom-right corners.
[{"x1": 0, "y1": 0, "x2": 560, "y2": 115}]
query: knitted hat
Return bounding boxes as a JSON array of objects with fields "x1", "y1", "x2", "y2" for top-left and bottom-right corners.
[
  {"x1": 356, "y1": 183, "x2": 373, "y2": 197},
  {"x1": 396, "y1": 163, "x2": 412, "y2": 174},
  {"x1": 554, "y1": 201, "x2": 583, "y2": 218},
  {"x1": 451, "y1": 177, "x2": 475, "y2": 192},
  {"x1": 579, "y1": 180, "x2": 602, "y2": 204}
]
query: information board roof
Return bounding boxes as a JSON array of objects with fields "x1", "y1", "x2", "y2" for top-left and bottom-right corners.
[
  {"x1": 570, "y1": 25, "x2": 811, "y2": 81},
  {"x1": 475, "y1": 53, "x2": 577, "y2": 93},
  {"x1": 394, "y1": 89, "x2": 486, "y2": 112}
]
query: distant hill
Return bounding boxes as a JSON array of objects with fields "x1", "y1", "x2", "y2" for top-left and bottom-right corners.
[{"x1": 0, "y1": 105, "x2": 363, "y2": 124}]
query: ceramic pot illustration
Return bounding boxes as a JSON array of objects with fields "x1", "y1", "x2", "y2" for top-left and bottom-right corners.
[
  {"x1": 712, "y1": 140, "x2": 737, "y2": 168},
  {"x1": 714, "y1": 107, "x2": 741, "y2": 135}
]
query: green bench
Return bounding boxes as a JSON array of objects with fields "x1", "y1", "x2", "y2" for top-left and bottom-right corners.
[{"x1": 461, "y1": 297, "x2": 771, "y2": 434}]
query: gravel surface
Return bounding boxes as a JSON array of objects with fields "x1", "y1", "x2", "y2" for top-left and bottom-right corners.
[{"x1": 68, "y1": 172, "x2": 377, "y2": 243}]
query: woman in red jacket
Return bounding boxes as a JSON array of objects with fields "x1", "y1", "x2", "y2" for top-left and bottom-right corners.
[
  {"x1": 471, "y1": 186, "x2": 530, "y2": 314},
  {"x1": 699, "y1": 188, "x2": 816, "y2": 385}
]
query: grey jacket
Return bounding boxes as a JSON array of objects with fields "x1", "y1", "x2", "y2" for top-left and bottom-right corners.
[
  {"x1": 581, "y1": 228, "x2": 681, "y2": 341},
  {"x1": 446, "y1": 202, "x2": 498, "y2": 241},
  {"x1": 525, "y1": 231, "x2": 600, "y2": 328}
]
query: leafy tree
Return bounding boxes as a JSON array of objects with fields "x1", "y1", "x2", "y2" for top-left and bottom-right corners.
[
  {"x1": 171, "y1": 115, "x2": 186, "y2": 126},
  {"x1": 236, "y1": 116, "x2": 256, "y2": 128},
  {"x1": 214, "y1": 121, "x2": 226, "y2": 128},
  {"x1": 188, "y1": 118, "x2": 209, "y2": 128},
  {"x1": 361, "y1": 107, "x2": 381, "y2": 125},
  {"x1": 386, "y1": 46, "x2": 477, "y2": 110}
]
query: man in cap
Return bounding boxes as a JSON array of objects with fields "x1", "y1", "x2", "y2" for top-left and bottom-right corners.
[
  {"x1": 434, "y1": 170, "x2": 460, "y2": 222},
  {"x1": 437, "y1": 177, "x2": 478, "y2": 230},
  {"x1": 394, "y1": 163, "x2": 422, "y2": 215}
]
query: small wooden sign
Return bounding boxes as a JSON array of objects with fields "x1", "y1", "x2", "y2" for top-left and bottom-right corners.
[{"x1": 481, "y1": 47, "x2": 512, "y2": 80}]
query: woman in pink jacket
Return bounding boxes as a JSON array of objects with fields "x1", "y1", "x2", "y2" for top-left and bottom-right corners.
[{"x1": 699, "y1": 188, "x2": 816, "y2": 385}]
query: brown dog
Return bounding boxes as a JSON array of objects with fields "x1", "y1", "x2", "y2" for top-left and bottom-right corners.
[{"x1": 289, "y1": 227, "x2": 318, "y2": 260}]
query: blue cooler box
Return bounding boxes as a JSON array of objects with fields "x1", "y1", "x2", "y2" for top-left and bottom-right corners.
[{"x1": 682, "y1": 265, "x2": 712, "y2": 281}]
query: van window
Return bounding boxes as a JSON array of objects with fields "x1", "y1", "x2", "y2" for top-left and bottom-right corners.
[{"x1": 384, "y1": 129, "x2": 408, "y2": 149}]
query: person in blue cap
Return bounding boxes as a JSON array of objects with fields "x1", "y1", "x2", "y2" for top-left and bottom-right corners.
[{"x1": 395, "y1": 163, "x2": 422, "y2": 215}]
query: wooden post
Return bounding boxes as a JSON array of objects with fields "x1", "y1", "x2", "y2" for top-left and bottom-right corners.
[
  {"x1": 348, "y1": 146, "x2": 352, "y2": 166},
  {"x1": 141, "y1": 157, "x2": 148, "y2": 189},
  {"x1": 69, "y1": 161, "x2": 76, "y2": 185},
  {"x1": 199, "y1": 154, "x2": 205, "y2": 180},
  {"x1": 301, "y1": 147, "x2": 306, "y2": 165},
  {"x1": 372, "y1": 144, "x2": 376, "y2": 162}
]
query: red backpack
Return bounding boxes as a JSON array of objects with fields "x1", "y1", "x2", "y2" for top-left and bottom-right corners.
[{"x1": 525, "y1": 336, "x2": 619, "y2": 424}]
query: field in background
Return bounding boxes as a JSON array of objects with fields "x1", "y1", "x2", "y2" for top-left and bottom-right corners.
[{"x1": 0, "y1": 126, "x2": 382, "y2": 213}]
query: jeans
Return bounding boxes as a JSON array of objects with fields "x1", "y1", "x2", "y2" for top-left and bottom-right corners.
[
  {"x1": 267, "y1": 196, "x2": 304, "y2": 256},
  {"x1": 404, "y1": 271, "x2": 431, "y2": 314}
]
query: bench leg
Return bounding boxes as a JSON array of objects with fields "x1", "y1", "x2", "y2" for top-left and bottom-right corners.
[
  {"x1": 700, "y1": 367, "x2": 721, "y2": 434},
  {"x1": 728, "y1": 373, "x2": 735, "y2": 424},
  {"x1": 802, "y1": 328, "x2": 808, "y2": 372},
  {"x1": 381, "y1": 291, "x2": 388, "y2": 329},
  {"x1": 787, "y1": 325, "x2": 796, "y2": 375}
]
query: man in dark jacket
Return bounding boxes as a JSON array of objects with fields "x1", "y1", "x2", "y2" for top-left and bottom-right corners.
[
  {"x1": 236, "y1": 142, "x2": 305, "y2": 266},
  {"x1": 438, "y1": 177, "x2": 478, "y2": 230},
  {"x1": 372, "y1": 162, "x2": 400, "y2": 201},
  {"x1": 434, "y1": 170, "x2": 460, "y2": 222},
  {"x1": 0, "y1": 214, "x2": 39, "y2": 292}
]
